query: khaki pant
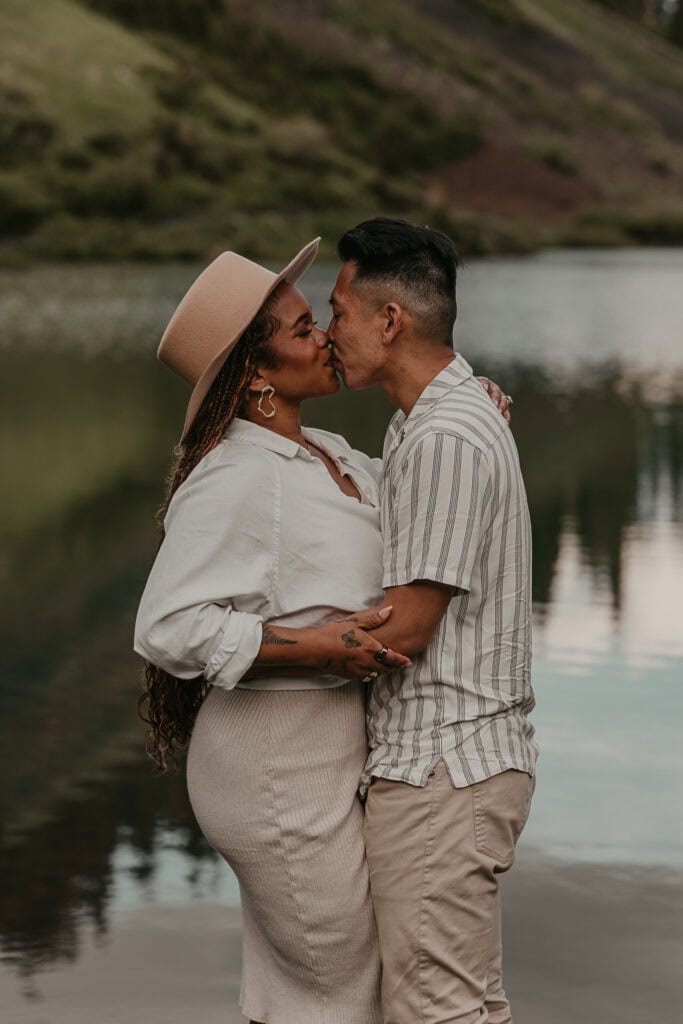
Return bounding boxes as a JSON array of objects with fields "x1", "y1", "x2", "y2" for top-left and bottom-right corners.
[{"x1": 364, "y1": 762, "x2": 535, "y2": 1024}]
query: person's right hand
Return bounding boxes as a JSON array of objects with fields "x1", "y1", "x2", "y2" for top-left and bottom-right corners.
[{"x1": 311, "y1": 606, "x2": 412, "y2": 680}]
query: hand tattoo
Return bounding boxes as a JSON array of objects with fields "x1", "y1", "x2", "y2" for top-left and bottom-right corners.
[
  {"x1": 341, "y1": 629, "x2": 361, "y2": 649},
  {"x1": 261, "y1": 624, "x2": 297, "y2": 646}
]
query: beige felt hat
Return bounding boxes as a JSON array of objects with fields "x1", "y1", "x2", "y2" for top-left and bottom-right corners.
[{"x1": 158, "y1": 237, "x2": 320, "y2": 438}]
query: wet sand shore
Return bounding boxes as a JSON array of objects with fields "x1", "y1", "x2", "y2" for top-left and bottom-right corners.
[{"x1": 2, "y1": 854, "x2": 681, "y2": 1024}]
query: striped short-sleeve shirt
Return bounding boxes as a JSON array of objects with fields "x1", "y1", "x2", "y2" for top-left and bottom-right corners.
[{"x1": 362, "y1": 354, "x2": 539, "y2": 792}]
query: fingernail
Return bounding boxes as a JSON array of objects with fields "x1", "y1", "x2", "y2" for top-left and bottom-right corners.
[{"x1": 379, "y1": 606, "x2": 392, "y2": 619}]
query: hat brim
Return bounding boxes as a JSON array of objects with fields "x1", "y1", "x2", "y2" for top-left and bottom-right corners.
[{"x1": 181, "y1": 237, "x2": 321, "y2": 440}]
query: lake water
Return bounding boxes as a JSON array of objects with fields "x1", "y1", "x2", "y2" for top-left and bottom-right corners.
[{"x1": 1, "y1": 249, "x2": 682, "y2": 1008}]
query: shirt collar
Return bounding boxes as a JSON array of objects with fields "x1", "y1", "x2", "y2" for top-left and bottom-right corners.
[
  {"x1": 408, "y1": 353, "x2": 473, "y2": 420},
  {"x1": 226, "y1": 418, "x2": 376, "y2": 506},
  {"x1": 226, "y1": 417, "x2": 302, "y2": 459},
  {"x1": 385, "y1": 353, "x2": 474, "y2": 453}
]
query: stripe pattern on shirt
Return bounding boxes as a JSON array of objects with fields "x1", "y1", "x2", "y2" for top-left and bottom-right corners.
[{"x1": 362, "y1": 355, "x2": 539, "y2": 792}]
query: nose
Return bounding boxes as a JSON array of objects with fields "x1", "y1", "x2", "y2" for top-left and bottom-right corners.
[
  {"x1": 314, "y1": 325, "x2": 329, "y2": 348},
  {"x1": 326, "y1": 316, "x2": 335, "y2": 342}
]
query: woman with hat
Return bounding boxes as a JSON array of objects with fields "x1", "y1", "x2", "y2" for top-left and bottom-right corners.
[{"x1": 134, "y1": 238, "x2": 508, "y2": 1023}]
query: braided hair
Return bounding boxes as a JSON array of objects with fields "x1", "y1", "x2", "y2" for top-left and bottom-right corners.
[{"x1": 138, "y1": 293, "x2": 280, "y2": 772}]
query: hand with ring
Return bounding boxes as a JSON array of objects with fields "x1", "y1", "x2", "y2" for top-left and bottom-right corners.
[{"x1": 310, "y1": 605, "x2": 412, "y2": 681}]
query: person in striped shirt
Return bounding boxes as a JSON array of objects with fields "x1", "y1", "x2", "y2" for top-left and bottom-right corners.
[{"x1": 328, "y1": 218, "x2": 539, "y2": 1024}]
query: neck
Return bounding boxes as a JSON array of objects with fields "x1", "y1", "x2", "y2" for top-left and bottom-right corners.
[
  {"x1": 377, "y1": 344, "x2": 455, "y2": 416},
  {"x1": 244, "y1": 396, "x2": 305, "y2": 442}
]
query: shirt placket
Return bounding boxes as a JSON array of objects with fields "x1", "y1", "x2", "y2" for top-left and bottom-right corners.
[{"x1": 380, "y1": 427, "x2": 404, "y2": 527}]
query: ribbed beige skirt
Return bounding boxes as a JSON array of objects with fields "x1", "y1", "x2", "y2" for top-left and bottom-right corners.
[{"x1": 186, "y1": 682, "x2": 381, "y2": 1024}]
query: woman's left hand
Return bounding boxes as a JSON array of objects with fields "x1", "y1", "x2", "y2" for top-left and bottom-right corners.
[{"x1": 476, "y1": 376, "x2": 513, "y2": 423}]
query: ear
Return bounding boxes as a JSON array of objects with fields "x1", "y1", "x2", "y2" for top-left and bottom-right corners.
[
  {"x1": 381, "y1": 302, "x2": 405, "y2": 346},
  {"x1": 247, "y1": 368, "x2": 270, "y2": 396}
]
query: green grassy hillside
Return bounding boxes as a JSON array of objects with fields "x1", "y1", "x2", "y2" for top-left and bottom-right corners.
[{"x1": 1, "y1": 0, "x2": 682, "y2": 261}]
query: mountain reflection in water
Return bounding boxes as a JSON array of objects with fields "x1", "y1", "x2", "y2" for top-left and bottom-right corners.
[{"x1": 1, "y1": 251, "x2": 682, "y2": 978}]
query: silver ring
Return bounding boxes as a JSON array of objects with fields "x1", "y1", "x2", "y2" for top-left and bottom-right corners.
[
  {"x1": 374, "y1": 646, "x2": 389, "y2": 665},
  {"x1": 504, "y1": 394, "x2": 513, "y2": 405},
  {"x1": 362, "y1": 672, "x2": 379, "y2": 683}
]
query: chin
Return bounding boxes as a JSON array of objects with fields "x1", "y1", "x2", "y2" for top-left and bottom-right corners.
[
  {"x1": 307, "y1": 376, "x2": 341, "y2": 398},
  {"x1": 338, "y1": 366, "x2": 365, "y2": 391}
]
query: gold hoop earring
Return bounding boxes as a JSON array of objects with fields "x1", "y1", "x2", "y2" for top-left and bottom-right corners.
[{"x1": 257, "y1": 384, "x2": 276, "y2": 419}]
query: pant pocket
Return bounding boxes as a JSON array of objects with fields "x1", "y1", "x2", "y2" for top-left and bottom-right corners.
[{"x1": 471, "y1": 770, "x2": 534, "y2": 869}]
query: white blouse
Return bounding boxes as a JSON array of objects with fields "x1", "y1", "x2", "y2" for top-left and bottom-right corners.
[{"x1": 134, "y1": 417, "x2": 384, "y2": 691}]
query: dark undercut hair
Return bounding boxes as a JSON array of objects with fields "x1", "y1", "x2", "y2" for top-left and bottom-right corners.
[{"x1": 337, "y1": 217, "x2": 461, "y2": 344}]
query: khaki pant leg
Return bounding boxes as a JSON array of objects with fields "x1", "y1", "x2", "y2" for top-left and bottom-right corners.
[
  {"x1": 364, "y1": 763, "x2": 534, "y2": 1024},
  {"x1": 477, "y1": 769, "x2": 536, "y2": 1024},
  {"x1": 483, "y1": 887, "x2": 507, "y2": 1024}
]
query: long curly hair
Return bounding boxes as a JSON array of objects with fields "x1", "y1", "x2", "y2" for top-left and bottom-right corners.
[{"x1": 138, "y1": 293, "x2": 280, "y2": 772}]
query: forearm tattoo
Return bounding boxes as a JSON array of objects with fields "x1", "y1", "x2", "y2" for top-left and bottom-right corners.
[
  {"x1": 341, "y1": 628, "x2": 362, "y2": 649},
  {"x1": 261, "y1": 624, "x2": 298, "y2": 646}
]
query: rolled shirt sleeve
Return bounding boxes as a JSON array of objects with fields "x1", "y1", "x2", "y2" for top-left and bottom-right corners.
[
  {"x1": 134, "y1": 446, "x2": 277, "y2": 690},
  {"x1": 383, "y1": 431, "x2": 490, "y2": 592}
]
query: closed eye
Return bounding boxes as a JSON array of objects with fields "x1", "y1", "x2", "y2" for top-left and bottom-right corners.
[{"x1": 298, "y1": 319, "x2": 318, "y2": 337}]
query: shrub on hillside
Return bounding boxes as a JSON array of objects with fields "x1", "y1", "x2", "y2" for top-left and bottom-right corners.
[
  {"x1": 57, "y1": 149, "x2": 95, "y2": 172},
  {"x1": 87, "y1": 132, "x2": 131, "y2": 158},
  {"x1": 671, "y1": 2, "x2": 683, "y2": 45},
  {"x1": 147, "y1": 174, "x2": 216, "y2": 217},
  {"x1": 558, "y1": 205, "x2": 683, "y2": 247},
  {"x1": 278, "y1": 170, "x2": 377, "y2": 212},
  {"x1": 560, "y1": 211, "x2": 630, "y2": 247},
  {"x1": 364, "y1": 100, "x2": 481, "y2": 174},
  {"x1": 586, "y1": 0, "x2": 648, "y2": 19},
  {"x1": 0, "y1": 90, "x2": 56, "y2": 167},
  {"x1": 461, "y1": 0, "x2": 529, "y2": 27},
  {"x1": 22, "y1": 213, "x2": 138, "y2": 260},
  {"x1": 153, "y1": 116, "x2": 247, "y2": 181},
  {"x1": 0, "y1": 175, "x2": 55, "y2": 234},
  {"x1": 54, "y1": 162, "x2": 156, "y2": 218},
  {"x1": 264, "y1": 117, "x2": 333, "y2": 167},
  {"x1": 428, "y1": 208, "x2": 542, "y2": 256},
  {"x1": 81, "y1": 0, "x2": 222, "y2": 38},
  {"x1": 626, "y1": 207, "x2": 683, "y2": 244},
  {"x1": 528, "y1": 144, "x2": 580, "y2": 177}
]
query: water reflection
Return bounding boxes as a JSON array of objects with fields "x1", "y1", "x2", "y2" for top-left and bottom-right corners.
[
  {"x1": 1, "y1": 253, "x2": 682, "y2": 980},
  {"x1": 0, "y1": 762, "x2": 222, "y2": 980}
]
